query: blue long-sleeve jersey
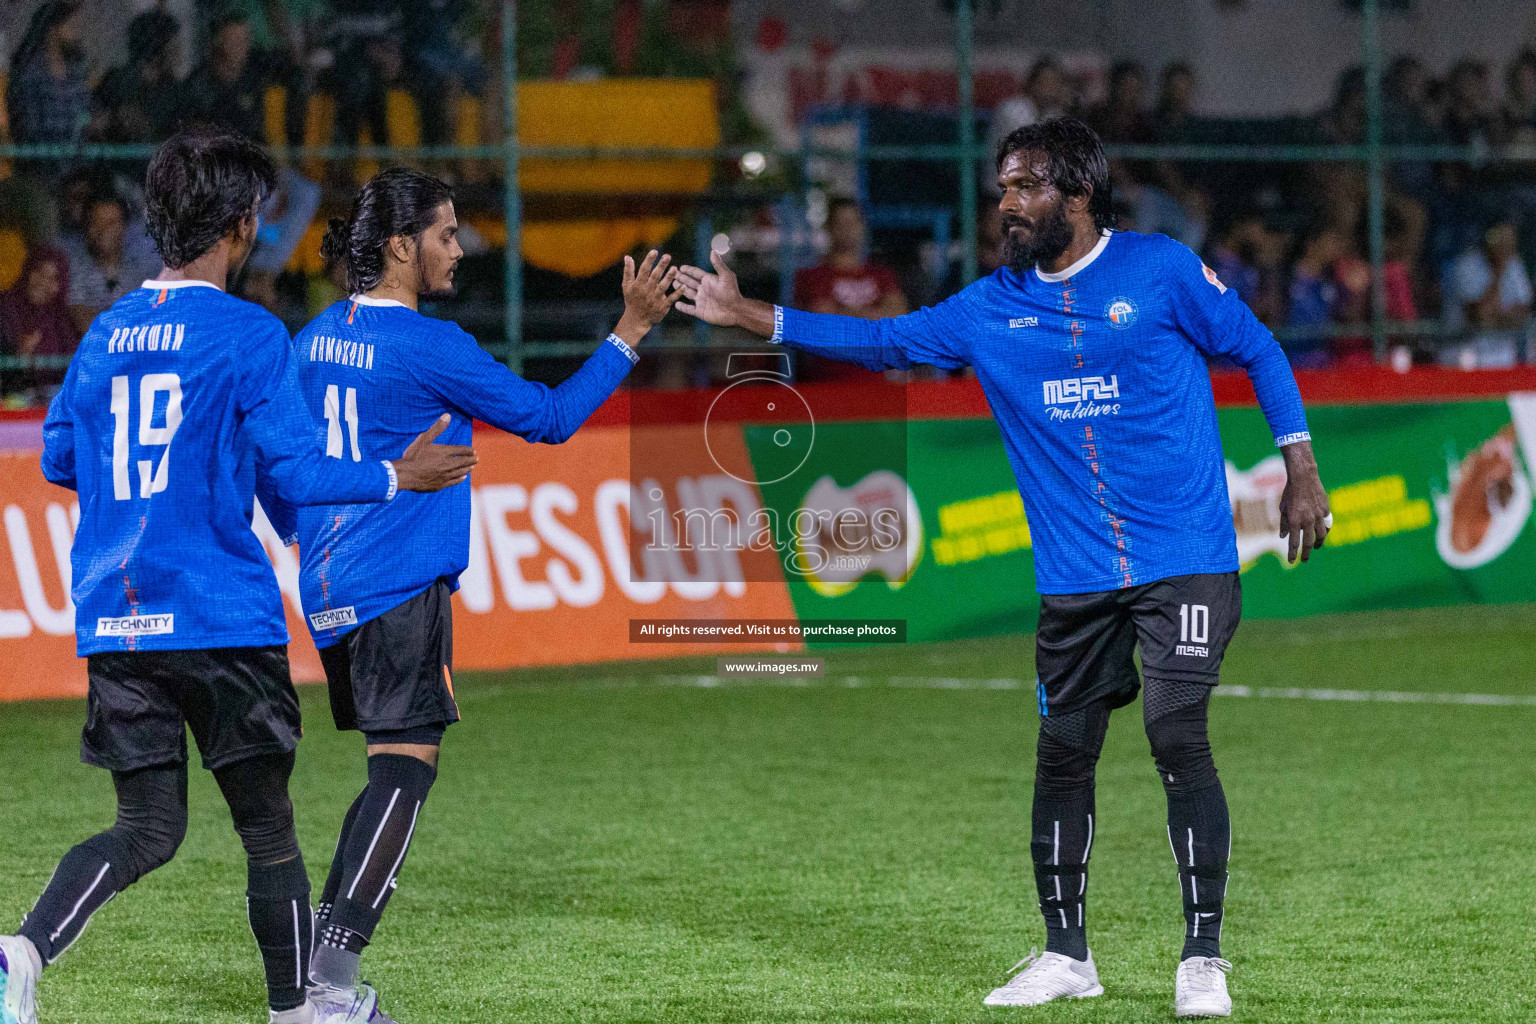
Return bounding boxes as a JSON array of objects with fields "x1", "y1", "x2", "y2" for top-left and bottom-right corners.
[
  {"x1": 774, "y1": 230, "x2": 1311, "y2": 594},
  {"x1": 42, "y1": 280, "x2": 394, "y2": 655},
  {"x1": 289, "y1": 296, "x2": 638, "y2": 646}
]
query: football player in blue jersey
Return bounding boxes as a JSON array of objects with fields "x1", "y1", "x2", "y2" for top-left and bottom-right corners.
[
  {"x1": 676, "y1": 118, "x2": 1332, "y2": 1018},
  {"x1": 0, "y1": 128, "x2": 475, "y2": 1024},
  {"x1": 285, "y1": 168, "x2": 678, "y2": 1023}
]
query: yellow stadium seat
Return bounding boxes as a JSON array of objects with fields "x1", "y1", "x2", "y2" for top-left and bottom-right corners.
[
  {"x1": 264, "y1": 85, "x2": 287, "y2": 149},
  {"x1": 457, "y1": 94, "x2": 481, "y2": 147},
  {"x1": 385, "y1": 89, "x2": 422, "y2": 148},
  {"x1": 0, "y1": 229, "x2": 27, "y2": 292},
  {"x1": 303, "y1": 93, "x2": 336, "y2": 181}
]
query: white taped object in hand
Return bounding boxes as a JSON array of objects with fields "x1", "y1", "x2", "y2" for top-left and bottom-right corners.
[{"x1": 1323, "y1": 513, "x2": 1334, "y2": 529}]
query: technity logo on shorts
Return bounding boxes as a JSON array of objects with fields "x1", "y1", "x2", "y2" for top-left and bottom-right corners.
[
  {"x1": 1042, "y1": 375, "x2": 1122, "y2": 420},
  {"x1": 309, "y1": 606, "x2": 358, "y2": 631},
  {"x1": 96, "y1": 614, "x2": 174, "y2": 637}
]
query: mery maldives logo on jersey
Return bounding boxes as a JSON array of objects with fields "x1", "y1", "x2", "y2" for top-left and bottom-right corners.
[
  {"x1": 1042, "y1": 375, "x2": 1122, "y2": 421},
  {"x1": 1104, "y1": 296, "x2": 1139, "y2": 328}
]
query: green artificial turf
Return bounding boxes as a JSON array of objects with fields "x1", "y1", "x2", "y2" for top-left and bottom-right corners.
[{"x1": 1, "y1": 603, "x2": 1532, "y2": 1023}]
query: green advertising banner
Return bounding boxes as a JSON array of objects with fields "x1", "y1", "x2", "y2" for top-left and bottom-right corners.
[{"x1": 744, "y1": 395, "x2": 1535, "y2": 643}]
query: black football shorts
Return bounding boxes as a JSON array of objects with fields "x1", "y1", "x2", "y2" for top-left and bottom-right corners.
[
  {"x1": 82, "y1": 645, "x2": 301, "y2": 772},
  {"x1": 1034, "y1": 572, "x2": 1242, "y2": 717},
  {"x1": 317, "y1": 578, "x2": 460, "y2": 736}
]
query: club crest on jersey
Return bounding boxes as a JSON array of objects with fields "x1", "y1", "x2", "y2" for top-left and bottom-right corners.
[{"x1": 1104, "y1": 296, "x2": 1139, "y2": 328}]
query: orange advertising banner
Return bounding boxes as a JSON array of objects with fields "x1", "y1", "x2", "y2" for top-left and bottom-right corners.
[{"x1": 0, "y1": 426, "x2": 799, "y2": 702}]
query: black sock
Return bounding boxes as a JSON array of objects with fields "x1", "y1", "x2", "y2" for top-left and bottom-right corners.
[
  {"x1": 1167, "y1": 780, "x2": 1230, "y2": 960},
  {"x1": 1031, "y1": 701, "x2": 1109, "y2": 963},
  {"x1": 310, "y1": 754, "x2": 435, "y2": 987},
  {"x1": 247, "y1": 857, "x2": 313, "y2": 1011},
  {"x1": 1031, "y1": 795, "x2": 1094, "y2": 961},
  {"x1": 1144, "y1": 679, "x2": 1229, "y2": 961},
  {"x1": 18, "y1": 835, "x2": 129, "y2": 965},
  {"x1": 19, "y1": 763, "x2": 187, "y2": 964}
]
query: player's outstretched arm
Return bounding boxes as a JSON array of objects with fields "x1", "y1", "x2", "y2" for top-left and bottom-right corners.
[
  {"x1": 246, "y1": 324, "x2": 476, "y2": 504},
  {"x1": 674, "y1": 250, "x2": 776, "y2": 336},
  {"x1": 675, "y1": 251, "x2": 968, "y2": 371},
  {"x1": 418, "y1": 250, "x2": 678, "y2": 445},
  {"x1": 613, "y1": 248, "x2": 684, "y2": 347}
]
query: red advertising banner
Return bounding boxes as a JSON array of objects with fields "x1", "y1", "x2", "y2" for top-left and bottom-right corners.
[{"x1": 1, "y1": 425, "x2": 800, "y2": 701}]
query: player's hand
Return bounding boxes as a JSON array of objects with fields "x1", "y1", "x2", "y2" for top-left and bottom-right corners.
[
  {"x1": 614, "y1": 250, "x2": 682, "y2": 345},
  {"x1": 1278, "y1": 439, "x2": 1330, "y2": 564},
  {"x1": 392, "y1": 414, "x2": 478, "y2": 493},
  {"x1": 676, "y1": 250, "x2": 747, "y2": 327}
]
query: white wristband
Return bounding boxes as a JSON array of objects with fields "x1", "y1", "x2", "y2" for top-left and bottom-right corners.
[
  {"x1": 606, "y1": 333, "x2": 640, "y2": 364},
  {"x1": 381, "y1": 460, "x2": 398, "y2": 501}
]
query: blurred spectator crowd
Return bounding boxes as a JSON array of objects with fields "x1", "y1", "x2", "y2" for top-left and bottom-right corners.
[
  {"x1": 978, "y1": 52, "x2": 1536, "y2": 370},
  {"x1": 0, "y1": 0, "x2": 1532, "y2": 406},
  {"x1": 0, "y1": 0, "x2": 497, "y2": 406}
]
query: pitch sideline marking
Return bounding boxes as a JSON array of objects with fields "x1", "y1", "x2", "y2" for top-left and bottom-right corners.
[{"x1": 652, "y1": 675, "x2": 1536, "y2": 706}]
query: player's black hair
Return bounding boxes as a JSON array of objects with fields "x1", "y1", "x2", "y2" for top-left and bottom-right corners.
[
  {"x1": 995, "y1": 116, "x2": 1116, "y2": 234},
  {"x1": 321, "y1": 167, "x2": 454, "y2": 294},
  {"x1": 144, "y1": 125, "x2": 276, "y2": 269}
]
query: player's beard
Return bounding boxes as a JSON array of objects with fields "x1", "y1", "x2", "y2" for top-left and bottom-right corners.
[
  {"x1": 1002, "y1": 197, "x2": 1075, "y2": 274},
  {"x1": 416, "y1": 257, "x2": 457, "y2": 302}
]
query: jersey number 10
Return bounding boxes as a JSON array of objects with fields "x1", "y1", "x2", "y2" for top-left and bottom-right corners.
[
  {"x1": 1179, "y1": 603, "x2": 1210, "y2": 644},
  {"x1": 324, "y1": 384, "x2": 362, "y2": 461},
  {"x1": 111, "y1": 373, "x2": 182, "y2": 500}
]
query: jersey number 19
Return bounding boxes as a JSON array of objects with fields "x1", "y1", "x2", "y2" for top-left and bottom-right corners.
[{"x1": 110, "y1": 373, "x2": 182, "y2": 500}]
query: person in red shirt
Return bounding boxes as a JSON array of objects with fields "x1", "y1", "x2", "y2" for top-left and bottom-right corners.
[{"x1": 793, "y1": 198, "x2": 909, "y2": 381}]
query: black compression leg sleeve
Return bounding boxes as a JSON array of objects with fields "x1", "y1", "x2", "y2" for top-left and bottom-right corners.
[
  {"x1": 214, "y1": 752, "x2": 311, "y2": 1012},
  {"x1": 1032, "y1": 701, "x2": 1110, "y2": 961},
  {"x1": 312, "y1": 753, "x2": 436, "y2": 988},
  {"x1": 316, "y1": 787, "x2": 369, "y2": 929},
  {"x1": 19, "y1": 763, "x2": 187, "y2": 964},
  {"x1": 1144, "y1": 679, "x2": 1229, "y2": 961}
]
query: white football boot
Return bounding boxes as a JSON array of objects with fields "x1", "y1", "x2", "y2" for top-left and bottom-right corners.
[
  {"x1": 983, "y1": 948, "x2": 1104, "y2": 1007},
  {"x1": 310, "y1": 982, "x2": 400, "y2": 1024},
  {"x1": 0, "y1": 935, "x2": 40, "y2": 1024},
  {"x1": 1175, "y1": 956, "x2": 1232, "y2": 1017}
]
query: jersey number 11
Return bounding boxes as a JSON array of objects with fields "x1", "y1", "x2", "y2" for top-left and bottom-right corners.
[{"x1": 324, "y1": 384, "x2": 362, "y2": 461}]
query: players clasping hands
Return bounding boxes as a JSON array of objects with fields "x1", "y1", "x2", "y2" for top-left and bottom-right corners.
[
  {"x1": 378, "y1": 246, "x2": 684, "y2": 496},
  {"x1": 615, "y1": 249, "x2": 686, "y2": 346}
]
